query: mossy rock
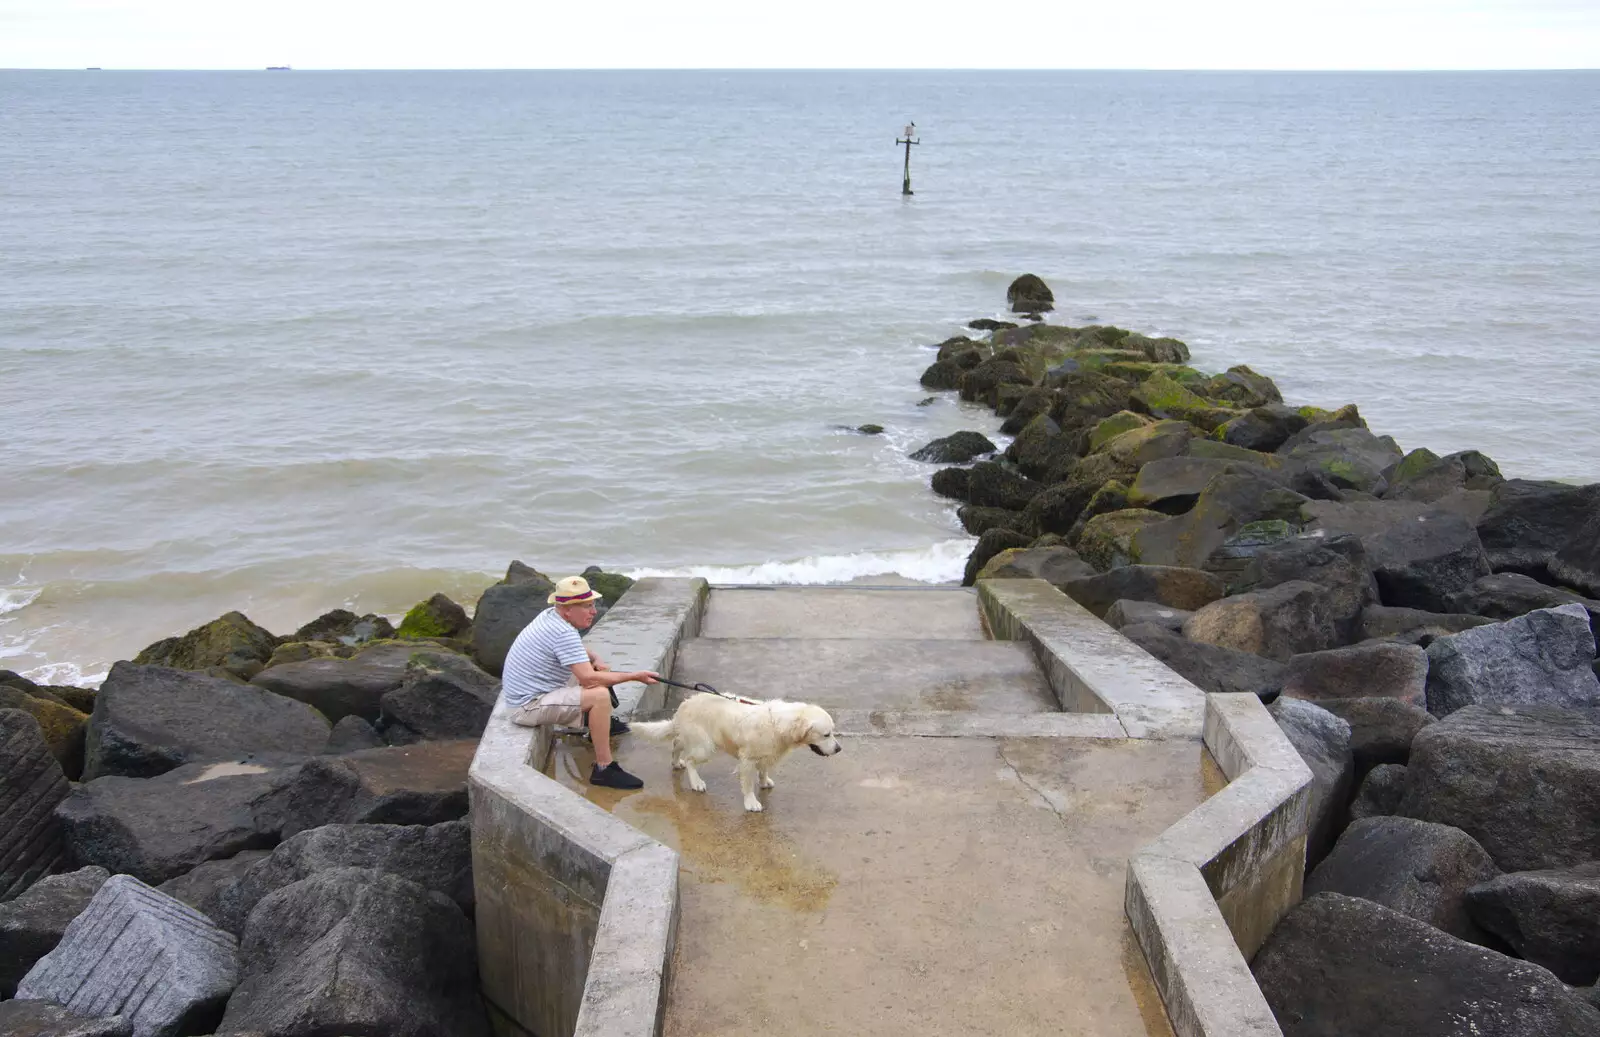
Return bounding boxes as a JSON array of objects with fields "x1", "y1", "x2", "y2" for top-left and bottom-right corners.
[
  {"x1": 581, "y1": 567, "x2": 635, "y2": 607},
  {"x1": 397, "y1": 593, "x2": 472, "y2": 640},
  {"x1": 1103, "y1": 420, "x2": 1195, "y2": 466},
  {"x1": 0, "y1": 686, "x2": 88, "y2": 779},
  {"x1": 1089, "y1": 411, "x2": 1154, "y2": 451},
  {"x1": 291, "y1": 609, "x2": 396, "y2": 646},
  {"x1": 1186, "y1": 439, "x2": 1283, "y2": 469},
  {"x1": 1006, "y1": 273, "x2": 1054, "y2": 313},
  {"x1": 1066, "y1": 479, "x2": 1134, "y2": 543},
  {"x1": 1123, "y1": 334, "x2": 1191, "y2": 364},
  {"x1": 1102, "y1": 361, "x2": 1204, "y2": 384},
  {"x1": 1390, "y1": 448, "x2": 1442, "y2": 487},
  {"x1": 1203, "y1": 365, "x2": 1283, "y2": 408},
  {"x1": 133, "y1": 610, "x2": 281, "y2": 682},
  {"x1": 1074, "y1": 509, "x2": 1167, "y2": 572},
  {"x1": 264, "y1": 640, "x2": 355, "y2": 669},
  {"x1": 1130, "y1": 372, "x2": 1210, "y2": 416}
]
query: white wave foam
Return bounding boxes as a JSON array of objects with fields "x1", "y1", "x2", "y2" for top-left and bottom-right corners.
[
  {"x1": 625, "y1": 538, "x2": 975, "y2": 586},
  {"x1": 0, "y1": 587, "x2": 41, "y2": 616},
  {"x1": 24, "y1": 661, "x2": 108, "y2": 689}
]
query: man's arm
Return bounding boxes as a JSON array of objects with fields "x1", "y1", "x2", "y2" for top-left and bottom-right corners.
[{"x1": 569, "y1": 661, "x2": 658, "y2": 689}]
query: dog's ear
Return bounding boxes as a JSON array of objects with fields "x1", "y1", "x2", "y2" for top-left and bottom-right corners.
[{"x1": 785, "y1": 709, "x2": 815, "y2": 745}]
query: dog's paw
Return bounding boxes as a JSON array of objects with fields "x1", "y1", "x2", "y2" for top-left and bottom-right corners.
[
  {"x1": 759, "y1": 775, "x2": 775, "y2": 789},
  {"x1": 743, "y1": 798, "x2": 764, "y2": 812},
  {"x1": 688, "y1": 776, "x2": 707, "y2": 793},
  {"x1": 671, "y1": 758, "x2": 686, "y2": 770}
]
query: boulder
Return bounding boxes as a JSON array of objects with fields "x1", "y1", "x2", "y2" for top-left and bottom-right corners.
[
  {"x1": 250, "y1": 641, "x2": 421, "y2": 724},
  {"x1": 1315, "y1": 696, "x2": 1435, "y2": 772},
  {"x1": 1445, "y1": 572, "x2": 1600, "y2": 635},
  {"x1": 1009, "y1": 415, "x2": 1086, "y2": 481},
  {"x1": 263, "y1": 639, "x2": 352, "y2": 668},
  {"x1": 1400, "y1": 705, "x2": 1600, "y2": 871},
  {"x1": 378, "y1": 652, "x2": 500, "y2": 744},
  {"x1": 1306, "y1": 816, "x2": 1499, "y2": 942},
  {"x1": 919, "y1": 358, "x2": 964, "y2": 390},
  {"x1": 212, "y1": 820, "x2": 471, "y2": 936},
  {"x1": 396, "y1": 593, "x2": 472, "y2": 640},
  {"x1": 1553, "y1": 510, "x2": 1600, "y2": 598},
  {"x1": 964, "y1": 461, "x2": 1042, "y2": 511},
  {"x1": 469, "y1": 561, "x2": 556, "y2": 677},
  {"x1": 958, "y1": 504, "x2": 1028, "y2": 537},
  {"x1": 1251, "y1": 892, "x2": 1600, "y2": 1037},
  {"x1": 289, "y1": 609, "x2": 395, "y2": 646},
  {"x1": 275, "y1": 740, "x2": 475, "y2": 837},
  {"x1": 1280, "y1": 643, "x2": 1428, "y2": 709},
  {"x1": 975, "y1": 546, "x2": 1097, "y2": 587},
  {"x1": 155, "y1": 850, "x2": 272, "y2": 921},
  {"x1": 0, "y1": 674, "x2": 95, "y2": 717},
  {"x1": 962, "y1": 527, "x2": 1032, "y2": 587},
  {"x1": 1121, "y1": 624, "x2": 1285, "y2": 697},
  {"x1": 56, "y1": 755, "x2": 304, "y2": 884},
  {"x1": 18, "y1": 875, "x2": 238, "y2": 1037},
  {"x1": 219, "y1": 868, "x2": 489, "y2": 1037},
  {"x1": 1425, "y1": 604, "x2": 1600, "y2": 716},
  {"x1": 1282, "y1": 428, "x2": 1404, "y2": 496},
  {"x1": 1099, "y1": 419, "x2": 1194, "y2": 466},
  {"x1": 1006, "y1": 273, "x2": 1054, "y2": 313},
  {"x1": 1201, "y1": 519, "x2": 1298, "y2": 592},
  {"x1": 0, "y1": 1001, "x2": 131, "y2": 1037},
  {"x1": 1023, "y1": 468, "x2": 1124, "y2": 537},
  {"x1": 1475, "y1": 479, "x2": 1600, "y2": 579},
  {"x1": 1185, "y1": 438, "x2": 1283, "y2": 468},
  {"x1": 0, "y1": 687, "x2": 87, "y2": 780},
  {"x1": 1302, "y1": 497, "x2": 1438, "y2": 539},
  {"x1": 967, "y1": 318, "x2": 1017, "y2": 331},
  {"x1": 1360, "y1": 604, "x2": 1495, "y2": 642},
  {"x1": 84, "y1": 663, "x2": 329, "y2": 781},
  {"x1": 1104, "y1": 600, "x2": 1192, "y2": 632},
  {"x1": 1064, "y1": 479, "x2": 1133, "y2": 539},
  {"x1": 1466, "y1": 862, "x2": 1600, "y2": 985},
  {"x1": 132, "y1": 610, "x2": 279, "y2": 682},
  {"x1": 930, "y1": 466, "x2": 970, "y2": 500},
  {"x1": 998, "y1": 387, "x2": 1057, "y2": 435},
  {"x1": 2, "y1": 709, "x2": 70, "y2": 902},
  {"x1": 1129, "y1": 373, "x2": 1238, "y2": 431},
  {"x1": 1242, "y1": 531, "x2": 1377, "y2": 643},
  {"x1": 1131, "y1": 469, "x2": 1308, "y2": 571},
  {"x1": 1087, "y1": 411, "x2": 1152, "y2": 451},
  {"x1": 1184, "y1": 580, "x2": 1338, "y2": 661},
  {"x1": 1218, "y1": 404, "x2": 1310, "y2": 453},
  {"x1": 908, "y1": 430, "x2": 998, "y2": 464},
  {"x1": 325, "y1": 714, "x2": 384, "y2": 752},
  {"x1": 1267, "y1": 697, "x2": 1355, "y2": 865},
  {"x1": 1073, "y1": 508, "x2": 1167, "y2": 571},
  {"x1": 1202, "y1": 365, "x2": 1282, "y2": 408},
  {"x1": 1387, "y1": 449, "x2": 1503, "y2": 503},
  {"x1": 1122, "y1": 334, "x2": 1190, "y2": 364},
  {"x1": 1126, "y1": 457, "x2": 1247, "y2": 514},
  {"x1": 959, "y1": 359, "x2": 1032, "y2": 404},
  {"x1": 1350, "y1": 763, "x2": 1408, "y2": 821},
  {"x1": 1061, "y1": 564, "x2": 1225, "y2": 618},
  {"x1": 1365, "y1": 509, "x2": 1493, "y2": 612},
  {"x1": 0, "y1": 866, "x2": 110, "y2": 996}
]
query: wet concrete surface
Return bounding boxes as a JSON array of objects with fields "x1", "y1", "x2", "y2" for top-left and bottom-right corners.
[
  {"x1": 699, "y1": 587, "x2": 986, "y2": 641},
  {"x1": 549, "y1": 732, "x2": 1217, "y2": 1036},
  {"x1": 671, "y1": 638, "x2": 1058, "y2": 713}
]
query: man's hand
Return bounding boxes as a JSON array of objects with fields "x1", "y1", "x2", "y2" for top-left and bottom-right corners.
[{"x1": 635, "y1": 670, "x2": 661, "y2": 685}]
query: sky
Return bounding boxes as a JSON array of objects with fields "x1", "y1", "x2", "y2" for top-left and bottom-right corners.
[{"x1": 2, "y1": 0, "x2": 1597, "y2": 70}]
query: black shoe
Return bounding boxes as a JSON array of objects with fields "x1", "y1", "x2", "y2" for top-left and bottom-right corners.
[
  {"x1": 590, "y1": 762, "x2": 643, "y2": 790},
  {"x1": 610, "y1": 717, "x2": 630, "y2": 736}
]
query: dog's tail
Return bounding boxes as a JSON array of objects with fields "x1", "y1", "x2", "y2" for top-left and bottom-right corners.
[{"x1": 627, "y1": 719, "x2": 676, "y2": 743}]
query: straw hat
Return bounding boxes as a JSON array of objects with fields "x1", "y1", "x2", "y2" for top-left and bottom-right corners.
[{"x1": 548, "y1": 576, "x2": 600, "y2": 606}]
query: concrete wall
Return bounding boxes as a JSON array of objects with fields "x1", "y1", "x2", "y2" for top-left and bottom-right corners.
[
  {"x1": 1125, "y1": 694, "x2": 1312, "y2": 1037},
  {"x1": 977, "y1": 577, "x2": 1310, "y2": 1037},
  {"x1": 469, "y1": 577, "x2": 708, "y2": 1037}
]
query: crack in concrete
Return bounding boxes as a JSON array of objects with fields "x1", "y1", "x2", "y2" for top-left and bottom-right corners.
[{"x1": 997, "y1": 744, "x2": 1071, "y2": 823}]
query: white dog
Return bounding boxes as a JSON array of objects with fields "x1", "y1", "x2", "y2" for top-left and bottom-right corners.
[{"x1": 629, "y1": 692, "x2": 843, "y2": 811}]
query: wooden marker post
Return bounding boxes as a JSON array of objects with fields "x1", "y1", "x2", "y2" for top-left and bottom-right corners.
[{"x1": 896, "y1": 121, "x2": 920, "y2": 195}]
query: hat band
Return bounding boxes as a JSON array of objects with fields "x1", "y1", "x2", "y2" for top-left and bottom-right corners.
[{"x1": 554, "y1": 592, "x2": 594, "y2": 603}]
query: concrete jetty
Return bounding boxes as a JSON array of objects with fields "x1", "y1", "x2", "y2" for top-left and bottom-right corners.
[{"x1": 469, "y1": 578, "x2": 1311, "y2": 1037}]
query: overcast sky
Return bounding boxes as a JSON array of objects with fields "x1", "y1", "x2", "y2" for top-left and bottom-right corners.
[{"x1": 2, "y1": 0, "x2": 1597, "y2": 70}]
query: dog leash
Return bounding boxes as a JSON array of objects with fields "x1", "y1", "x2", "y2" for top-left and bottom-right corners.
[{"x1": 655, "y1": 675, "x2": 762, "y2": 706}]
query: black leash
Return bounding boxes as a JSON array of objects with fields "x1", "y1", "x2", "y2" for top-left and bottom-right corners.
[{"x1": 654, "y1": 675, "x2": 761, "y2": 705}]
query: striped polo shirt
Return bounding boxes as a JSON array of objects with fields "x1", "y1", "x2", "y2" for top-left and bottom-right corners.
[{"x1": 501, "y1": 607, "x2": 588, "y2": 708}]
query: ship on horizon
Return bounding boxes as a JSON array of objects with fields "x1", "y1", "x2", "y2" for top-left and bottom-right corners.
[{"x1": 266, "y1": 65, "x2": 291, "y2": 71}]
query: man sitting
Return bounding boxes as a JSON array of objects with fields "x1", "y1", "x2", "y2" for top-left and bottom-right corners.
[{"x1": 502, "y1": 575, "x2": 659, "y2": 789}]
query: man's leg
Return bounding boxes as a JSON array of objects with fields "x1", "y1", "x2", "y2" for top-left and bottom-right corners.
[{"x1": 580, "y1": 685, "x2": 615, "y2": 766}]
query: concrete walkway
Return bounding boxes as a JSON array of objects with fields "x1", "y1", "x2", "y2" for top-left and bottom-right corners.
[{"x1": 550, "y1": 585, "x2": 1217, "y2": 1037}]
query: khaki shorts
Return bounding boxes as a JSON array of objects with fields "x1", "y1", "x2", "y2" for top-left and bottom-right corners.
[{"x1": 512, "y1": 683, "x2": 588, "y2": 728}]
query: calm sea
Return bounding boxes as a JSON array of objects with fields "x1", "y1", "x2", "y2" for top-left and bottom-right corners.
[{"x1": 3, "y1": 70, "x2": 1597, "y2": 685}]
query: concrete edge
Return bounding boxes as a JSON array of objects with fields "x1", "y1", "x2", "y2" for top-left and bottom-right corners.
[
  {"x1": 469, "y1": 577, "x2": 707, "y2": 1037},
  {"x1": 977, "y1": 577, "x2": 1207, "y2": 739},
  {"x1": 1125, "y1": 693, "x2": 1313, "y2": 1037},
  {"x1": 574, "y1": 842, "x2": 681, "y2": 1037},
  {"x1": 829, "y1": 709, "x2": 1128, "y2": 739}
]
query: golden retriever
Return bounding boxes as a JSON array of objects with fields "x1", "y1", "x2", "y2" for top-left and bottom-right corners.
[{"x1": 629, "y1": 692, "x2": 843, "y2": 811}]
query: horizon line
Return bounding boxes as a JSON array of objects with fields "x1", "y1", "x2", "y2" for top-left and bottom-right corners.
[{"x1": 5, "y1": 65, "x2": 1599, "y2": 73}]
